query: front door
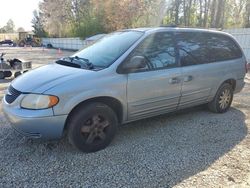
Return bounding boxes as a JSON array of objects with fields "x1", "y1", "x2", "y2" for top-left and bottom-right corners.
[{"x1": 124, "y1": 32, "x2": 182, "y2": 120}]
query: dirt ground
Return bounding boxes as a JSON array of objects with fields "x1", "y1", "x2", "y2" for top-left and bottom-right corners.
[{"x1": 0, "y1": 47, "x2": 250, "y2": 187}]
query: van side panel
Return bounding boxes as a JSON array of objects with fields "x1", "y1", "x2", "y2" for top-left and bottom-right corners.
[{"x1": 207, "y1": 57, "x2": 246, "y2": 101}]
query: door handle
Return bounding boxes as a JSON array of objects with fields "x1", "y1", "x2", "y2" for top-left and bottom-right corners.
[
  {"x1": 184, "y1": 75, "x2": 193, "y2": 82},
  {"x1": 169, "y1": 77, "x2": 180, "y2": 84}
]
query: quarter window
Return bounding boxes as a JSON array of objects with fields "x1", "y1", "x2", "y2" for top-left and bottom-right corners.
[
  {"x1": 177, "y1": 32, "x2": 243, "y2": 67},
  {"x1": 207, "y1": 34, "x2": 242, "y2": 62}
]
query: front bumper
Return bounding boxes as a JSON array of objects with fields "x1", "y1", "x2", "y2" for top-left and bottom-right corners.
[{"x1": 2, "y1": 95, "x2": 67, "y2": 140}]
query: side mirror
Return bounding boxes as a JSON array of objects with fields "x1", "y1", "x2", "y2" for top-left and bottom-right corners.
[{"x1": 122, "y1": 56, "x2": 147, "y2": 73}]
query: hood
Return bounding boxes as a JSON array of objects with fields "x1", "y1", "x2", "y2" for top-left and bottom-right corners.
[{"x1": 12, "y1": 63, "x2": 92, "y2": 93}]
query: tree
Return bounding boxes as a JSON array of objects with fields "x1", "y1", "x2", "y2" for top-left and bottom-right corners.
[
  {"x1": 39, "y1": 0, "x2": 73, "y2": 37},
  {"x1": 0, "y1": 19, "x2": 15, "y2": 33},
  {"x1": 245, "y1": 0, "x2": 250, "y2": 27},
  {"x1": 210, "y1": 0, "x2": 226, "y2": 28},
  {"x1": 34, "y1": 0, "x2": 250, "y2": 37},
  {"x1": 17, "y1": 27, "x2": 25, "y2": 32},
  {"x1": 5, "y1": 19, "x2": 15, "y2": 32},
  {"x1": 32, "y1": 10, "x2": 47, "y2": 37}
]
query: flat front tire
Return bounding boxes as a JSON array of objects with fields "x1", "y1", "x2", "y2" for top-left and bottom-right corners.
[
  {"x1": 208, "y1": 83, "x2": 233, "y2": 113},
  {"x1": 68, "y1": 102, "x2": 118, "y2": 152}
]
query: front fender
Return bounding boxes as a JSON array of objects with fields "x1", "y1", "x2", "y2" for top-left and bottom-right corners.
[{"x1": 56, "y1": 89, "x2": 126, "y2": 115}]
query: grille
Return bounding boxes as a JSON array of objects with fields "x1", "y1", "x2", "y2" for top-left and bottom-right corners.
[{"x1": 5, "y1": 85, "x2": 22, "y2": 104}]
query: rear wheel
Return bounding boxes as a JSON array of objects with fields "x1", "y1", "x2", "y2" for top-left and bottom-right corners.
[
  {"x1": 208, "y1": 83, "x2": 233, "y2": 113},
  {"x1": 68, "y1": 102, "x2": 118, "y2": 152}
]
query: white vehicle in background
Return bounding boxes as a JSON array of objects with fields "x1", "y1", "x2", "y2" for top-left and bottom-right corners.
[
  {"x1": 84, "y1": 34, "x2": 106, "y2": 46},
  {"x1": 42, "y1": 34, "x2": 106, "y2": 50}
]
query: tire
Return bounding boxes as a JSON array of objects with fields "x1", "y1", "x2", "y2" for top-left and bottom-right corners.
[
  {"x1": 4, "y1": 71, "x2": 12, "y2": 78},
  {"x1": 19, "y1": 42, "x2": 24, "y2": 47},
  {"x1": 47, "y1": 44, "x2": 53, "y2": 48},
  {"x1": 208, "y1": 83, "x2": 233, "y2": 113},
  {"x1": 14, "y1": 71, "x2": 22, "y2": 78},
  {"x1": 0, "y1": 71, "x2": 5, "y2": 79},
  {"x1": 68, "y1": 102, "x2": 118, "y2": 152}
]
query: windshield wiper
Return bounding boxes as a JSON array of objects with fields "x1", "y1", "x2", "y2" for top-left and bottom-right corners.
[
  {"x1": 55, "y1": 59, "x2": 81, "y2": 68},
  {"x1": 72, "y1": 56, "x2": 94, "y2": 70}
]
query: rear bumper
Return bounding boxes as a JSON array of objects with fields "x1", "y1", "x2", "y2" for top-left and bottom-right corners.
[
  {"x1": 234, "y1": 78, "x2": 245, "y2": 94},
  {"x1": 2, "y1": 96, "x2": 67, "y2": 140}
]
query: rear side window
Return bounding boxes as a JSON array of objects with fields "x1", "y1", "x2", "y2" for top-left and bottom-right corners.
[
  {"x1": 177, "y1": 32, "x2": 243, "y2": 67},
  {"x1": 176, "y1": 32, "x2": 210, "y2": 66},
  {"x1": 207, "y1": 33, "x2": 242, "y2": 62}
]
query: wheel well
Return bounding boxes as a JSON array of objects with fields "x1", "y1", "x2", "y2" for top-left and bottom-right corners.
[
  {"x1": 64, "y1": 97, "x2": 123, "y2": 131},
  {"x1": 223, "y1": 79, "x2": 236, "y2": 91}
]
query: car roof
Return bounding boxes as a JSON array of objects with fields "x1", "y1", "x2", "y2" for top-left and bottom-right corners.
[{"x1": 124, "y1": 27, "x2": 228, "y2": 35}]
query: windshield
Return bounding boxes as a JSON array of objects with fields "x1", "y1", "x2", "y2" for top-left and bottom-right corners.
[{"x1": 73, "y1": 31, "x2": 144, "y2": 68}]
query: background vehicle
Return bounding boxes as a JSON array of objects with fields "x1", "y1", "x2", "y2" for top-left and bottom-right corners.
[
  {"x1": 0, "y1": 52, "x2": 31, "y2": 79},
  {"x1": 2, "y1": 28, "x2": 247, "y2": 153},
  {"x1": 0, "y1": 39, "x2": 16, "y2": 46},
  {"x1": 18, "y1": 32, "x2": 41, "y2": 47}
]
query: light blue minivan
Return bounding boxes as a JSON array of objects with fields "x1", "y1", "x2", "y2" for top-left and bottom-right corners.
[{"x1": 2, "y1": 27, "x2": 247, "y2": 152}]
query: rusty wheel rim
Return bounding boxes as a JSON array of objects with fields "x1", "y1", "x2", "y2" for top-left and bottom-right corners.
[{"x1": 80, "y1": 115, "x2": 110, "y2": 144}]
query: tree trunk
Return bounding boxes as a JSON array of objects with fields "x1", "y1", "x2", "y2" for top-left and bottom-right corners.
[
  {"x1": 210, "y1": 0, "x2": 217, "y2": 27},
  {"x1": 187, "y1": 0, "x2": 193, "y2": 26},
  {"x1": 198, "y1": 0, "x2": 203, "y2": 27},
  {"x1": 174, "y1": 0, "x2": 180, "y2": 25},
  {"x1": 183, "y1": 0, "x2": 187, "y2": 26},
  {"x1": 245, "y1": 0, "x2": 250, "y2": 27},
  {"x1": 203, "y1": 0, "x2": 210, "y2": 27},
  {"x1": 215, "y1": 0, "x2": 225, "y2": 28}
]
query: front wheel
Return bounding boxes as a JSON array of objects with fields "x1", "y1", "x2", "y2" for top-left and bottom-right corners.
[
  {"x1": 208, "y1": 83, "x2": 233, "y2": 113},
  {"x1": 68, "y1": 102, "x2": 118, "y2": 152}
]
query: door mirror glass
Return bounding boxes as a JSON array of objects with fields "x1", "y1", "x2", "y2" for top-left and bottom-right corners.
[{"x1": 123, "y1": 56, "x2": 147, "y2": 72}]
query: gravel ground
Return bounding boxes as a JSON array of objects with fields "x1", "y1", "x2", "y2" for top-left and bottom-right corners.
[{"x1": 0, "y1": 47, "x2": 250, "y2": 188}]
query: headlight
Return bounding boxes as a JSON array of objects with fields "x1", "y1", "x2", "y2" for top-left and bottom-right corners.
[{"x1": 21, "y1": 94, "x2": 59, "y2": 110}]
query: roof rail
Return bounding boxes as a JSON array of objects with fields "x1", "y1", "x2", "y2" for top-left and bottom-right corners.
[{"x1": 160, "y1": 24, "x2": 178, "y2": 28}]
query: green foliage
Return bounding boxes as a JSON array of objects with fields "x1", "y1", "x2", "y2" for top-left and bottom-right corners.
[
  {"x1": 35, "y1": 0, "x2": 250, "y2": 38},
  {"x1": 31, "y1": 10, "x2": 48, "y2": 37},
  {"x1": 71, "y1": 16, "x2": 105, "y2": 38},
  {"x1": 0, "y1": 19, "x2": 15, "y2": 33}
]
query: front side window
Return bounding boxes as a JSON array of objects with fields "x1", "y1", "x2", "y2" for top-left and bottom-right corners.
[
  {"x1": 127, "y1": 32, "x2": 177, "y2": 71},
  {"x1": 73, "y1": 31, "x2": 143, "y2": 68}
]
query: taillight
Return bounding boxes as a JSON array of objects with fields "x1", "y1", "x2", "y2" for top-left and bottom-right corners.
[{"x1": 246, "y1": 62, "x2": 250, "y2": 73}]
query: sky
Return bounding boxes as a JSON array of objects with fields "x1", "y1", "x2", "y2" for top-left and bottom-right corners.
[{"x1": 0, "y1": 0, "x2": 41, "y2": 31}]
